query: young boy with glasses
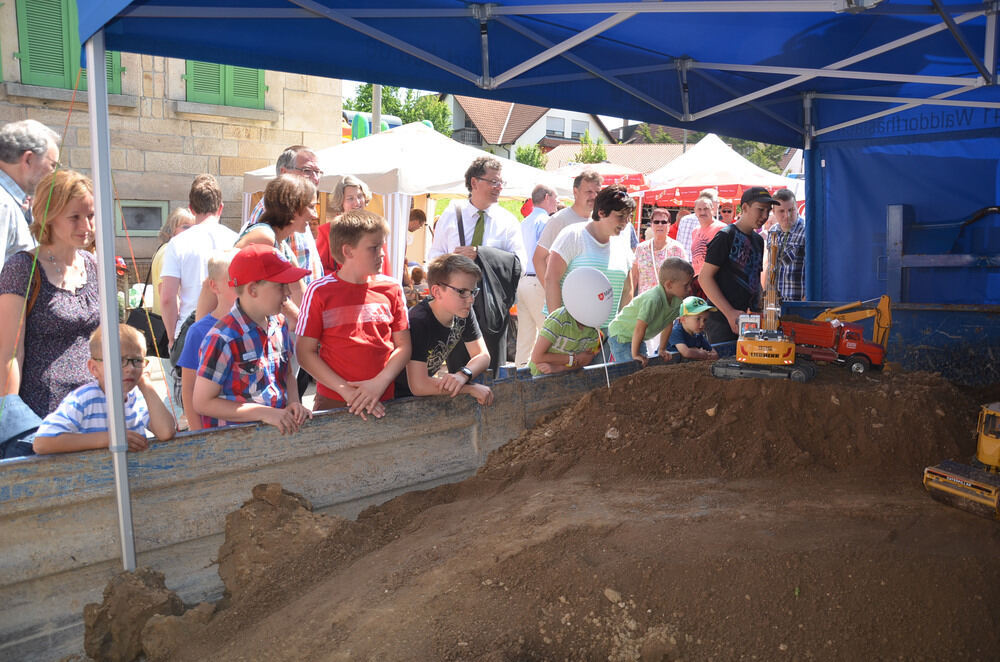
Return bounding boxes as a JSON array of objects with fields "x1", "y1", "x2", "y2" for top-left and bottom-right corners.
[
  {"x1": 32, "y1": 324, "x2": 176, "y2": 454},
  {"x1": 395, "y1": 254, "x2": 493, "y2": 405},
  {"x1": 296, "y1": 210, "x2": 411, "y2": 420}
]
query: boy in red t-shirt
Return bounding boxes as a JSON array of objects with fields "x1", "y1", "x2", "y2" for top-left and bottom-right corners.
[{"x1": 295, "y1": 210, "x2": 411, "y2": 420}]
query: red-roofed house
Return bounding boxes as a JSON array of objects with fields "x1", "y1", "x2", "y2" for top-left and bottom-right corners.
[{"x1": 442, "y1": 94, "x2": 615, "y2": 159}]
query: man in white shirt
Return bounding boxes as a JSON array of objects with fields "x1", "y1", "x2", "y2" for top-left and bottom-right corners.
[
  {"x1": 429, "y1": 156, "x2": 526, "y2": 372},
  {"x1": 514, "y1": 184, "x2": 557, "y2": 367},
  {"x1": 0, "y1": 120, "x2": 60, "y2": 270},
  {"x1": 160, "y1": 174, "x2": 238, "y2": 346},
  {"x1": 532, "y1": 169, "x2": 602, "y2": 285}
]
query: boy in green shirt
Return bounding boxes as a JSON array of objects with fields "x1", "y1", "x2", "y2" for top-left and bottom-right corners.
[
  {"x1": 529, "y1": 306, "x2": 602, "y2": 376},
  {"x1": 607, "y1": 257, "x2": 693, "y2": 366}
]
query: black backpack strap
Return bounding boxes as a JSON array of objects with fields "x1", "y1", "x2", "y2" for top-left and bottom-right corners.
[{"x1": 453, "y1": 201, "x2": 466, "y2": 247}]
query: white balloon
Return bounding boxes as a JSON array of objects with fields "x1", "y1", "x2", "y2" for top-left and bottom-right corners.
[{"x1": 562, "y1": 267, "x2": 614, "y2": 328}]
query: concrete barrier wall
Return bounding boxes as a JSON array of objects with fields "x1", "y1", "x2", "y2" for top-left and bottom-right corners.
[{"x1": 0, "y1": 360, "x2": 644, "y2": 662}]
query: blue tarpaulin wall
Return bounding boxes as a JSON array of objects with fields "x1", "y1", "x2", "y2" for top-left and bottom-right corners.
[{"x1": 806, "y1": 105, "x2": 1000, "y2": 303}]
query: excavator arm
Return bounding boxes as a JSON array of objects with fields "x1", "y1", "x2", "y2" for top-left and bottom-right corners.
[{"x1": 814, "y1": 295, "x2": 892, "y2": 350}]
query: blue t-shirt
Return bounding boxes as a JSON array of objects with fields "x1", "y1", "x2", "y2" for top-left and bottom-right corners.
[
  {"x1": 177, "y1": 314, "x2": 219, "y2": 370},
  {"x1": 666, "y1": 318, "x2": 712, "y2": 353}
]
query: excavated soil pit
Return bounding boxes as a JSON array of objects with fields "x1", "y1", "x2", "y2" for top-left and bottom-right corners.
[{"x1": 141, "y1": 363, "x2": 1000, "y2": 661}]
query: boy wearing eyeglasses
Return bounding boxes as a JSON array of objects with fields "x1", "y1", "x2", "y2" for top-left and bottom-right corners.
[
  {"x1": 395, "y1": 254, "x2": 493, "y2": 405},
  {"x1": 32, "y1": 324, "x2": 175, "y2": 454},
  {"x1": 296, "y1": 210, "x2": 411, "y2": 420}
]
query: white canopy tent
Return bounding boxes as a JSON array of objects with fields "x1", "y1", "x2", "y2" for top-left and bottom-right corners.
[
  {"x1": 243, "y1": 122, "x2": 571, "y2": 278},
  {"x1": 646, "y1": 133, "x2": 797, "y2": 190}
]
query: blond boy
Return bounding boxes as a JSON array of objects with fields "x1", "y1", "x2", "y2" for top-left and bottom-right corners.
[
  {"x1": 33, "y1": 325, "x2": 176, "y2": 454},
  {"x1": 607, "y1": 257, "x2": 693, "y2": 366}
]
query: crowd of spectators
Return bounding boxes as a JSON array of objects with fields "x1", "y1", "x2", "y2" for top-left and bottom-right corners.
[{"x1": 0, "y1": 118, "x2": 804, "y2": 459}]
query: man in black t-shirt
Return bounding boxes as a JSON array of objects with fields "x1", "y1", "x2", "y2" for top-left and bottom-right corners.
[
  {"x1": 396, "y1": 255, "x2": 494, "y2": 405},
  {"x1": 698, "y1": 187, "x2": 778, "y2": 343}
]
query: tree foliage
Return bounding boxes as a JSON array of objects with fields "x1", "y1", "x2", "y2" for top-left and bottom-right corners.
[
  {"x1": 574, "y1": 130, "x2": 607, "y2": 164},
  {"x1": 633, "y1": 124, "x2": 787, "y2": 174},
  {"x1": 344, "y1": 83, "x2": 452, "y2": 136},
  {"x1": 636, "y1": 123, "x2": 677, "y2": 144},
  {"x1": 515, "y1": 144, "x2": 548, "y2": 169}
]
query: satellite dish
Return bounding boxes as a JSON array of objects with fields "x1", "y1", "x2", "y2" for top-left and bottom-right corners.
[{"x1": 562, "y1": 267, "x2": 614, "y2": 329}]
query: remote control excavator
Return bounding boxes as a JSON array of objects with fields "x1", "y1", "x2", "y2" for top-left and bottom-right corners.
[
  {"x1": 923, "y1": 403, "x2": 1000, "y2": 520},
  {"x1": 711, "y1": 240, "x2": 816, "y2": 382}
]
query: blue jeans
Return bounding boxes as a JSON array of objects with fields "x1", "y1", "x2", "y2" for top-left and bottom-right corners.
[
  {"x1": 606, "y1": 334, "x2": 647, "y2": 364},
  {"x1": 0, "y1": 394, "x2": 40, "y2": 458}
]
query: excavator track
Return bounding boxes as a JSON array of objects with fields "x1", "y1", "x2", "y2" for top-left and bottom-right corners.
[{"x1": 711, "y1": 359, "x2": 816, "y2": 382}]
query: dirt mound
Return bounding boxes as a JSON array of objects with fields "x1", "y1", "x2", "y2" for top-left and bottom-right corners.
[
  {"x1": 485, "y1": 363, "x2": 977, "y2": 481},
  {"x1": 141, "y1": 366, "x2": 999, "y2": 661},
  {"x1": 83, "y1": 568, "x2": 184, "y2": 662}
]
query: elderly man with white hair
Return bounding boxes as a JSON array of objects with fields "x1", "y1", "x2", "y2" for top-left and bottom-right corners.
[{"x1": 0, "y1": 120, "x2": 60, "y2": 269}]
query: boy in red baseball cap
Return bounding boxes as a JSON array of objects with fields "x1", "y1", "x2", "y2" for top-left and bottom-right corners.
[{"x1": 192, "y1": 244, "x2": 312, "y2": 434}]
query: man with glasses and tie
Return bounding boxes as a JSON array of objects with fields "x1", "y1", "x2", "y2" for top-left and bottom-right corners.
[
  {"x1": 430, "y1": 156, "x2": 526, "y2": 374},
  {"x1": 0, "y1": 120, "x2": 60, "y2": 270}
]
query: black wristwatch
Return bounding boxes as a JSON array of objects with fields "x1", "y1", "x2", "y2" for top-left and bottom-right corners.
[{"x1": 460, "y1": 366, "x2": 474, "y2": 379}]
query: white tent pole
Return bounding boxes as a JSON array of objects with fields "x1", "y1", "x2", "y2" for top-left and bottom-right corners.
[
  {"x1": 688, "y1": 10, "x2": 983, "y2": 121},
  {"x1": 811, "y1": 92, "x2": 1000, "y2": 108},
  {"x1": 288, "y1": 0, "x2": 480, "y2": 84},
  {"x1": 494, "y1": 16, "x2": 684, "y2": 120},
  {"x1": 85, "y1": 29, "x2": 136, "y2": 572},
  {"x1": 986, "y1": 7, "x2": 997, "y2": 78},
  {"x1": 688, "y1": 68, "x2": 805, "y2": 135},
  {"x1": 688, "y1": 61, "x2": 982, "y2": 87},
  {"x1": 373, "y1": 85, "x2": 382, "y2": 134},
  {"x1": 489, "y1": 11, "x2": 637, "y2": 88},
  {"x1": 812, "y1": 85, "x2": 976, "y2": 137}
]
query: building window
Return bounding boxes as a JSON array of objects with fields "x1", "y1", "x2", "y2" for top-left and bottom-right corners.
[
  {"x1": 115, "y1": 201, "x2": 169, "y2": 237},
  {"x1": 546, "y1": 116, "x2": 565, "y2": 138},
  {"x1": 15, "y1": 0, "x2": 123, "y2": 94},
  {"x1": 571, "y1": 119, "x2": 589, "y2": 140},
  {"x1": 183, "y1": 61, "x2": 266, "y2": 109}
]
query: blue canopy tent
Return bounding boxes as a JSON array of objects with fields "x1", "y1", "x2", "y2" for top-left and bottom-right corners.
[{"x1": 76, "y1": 1, "x2": 999, "y2": 567}]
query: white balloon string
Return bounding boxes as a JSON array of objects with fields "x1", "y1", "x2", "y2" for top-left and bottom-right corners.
[{"x1": 599, "y1": 331, "x2": 611, "y2": 389}]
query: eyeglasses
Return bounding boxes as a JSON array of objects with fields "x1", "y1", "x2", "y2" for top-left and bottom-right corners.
[
  {"x1": 290, "y1": 166, "x2": 324, "y2": 178},
  {"x1": 94, "y1": 356, "x2": 149, "y2": 369},
  {"x1": 441, "y1": 283, "x2": 481, "y2": 299},
  {"x1": 650, "y1": 220, "x2": 669, "y2": 225},
  {"x1": 720, "y1": 208, "x2": 734, "y2": 213},
  {"x1": 475, "y1": 176, "x2": 506, "y2": 189}
]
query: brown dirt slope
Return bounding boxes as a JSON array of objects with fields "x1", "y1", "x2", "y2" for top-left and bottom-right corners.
[{"x1": 154, "y1": 364, "x2": 999, "y2": 661}]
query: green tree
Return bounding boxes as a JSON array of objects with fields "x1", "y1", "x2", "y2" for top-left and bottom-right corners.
[
  {"x1": 515, "y1": 144, "x2": 548, "y2": 169},
  {"x1": 636, "y1": 123, "x2": 678, "y2": 144},
  {"x1": 574, "y1": 130, "x2": 607, "y2": 163},
  {"x1": 344, "y1": 84, "x2": 452, "y2": 136}
]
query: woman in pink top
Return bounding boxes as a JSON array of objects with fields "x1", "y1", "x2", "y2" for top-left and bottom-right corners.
[{"x1": 632, "y1": 207, "x2": 685, "y2": 295}]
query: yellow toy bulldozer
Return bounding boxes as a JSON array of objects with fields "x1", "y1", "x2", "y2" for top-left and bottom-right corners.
[{"x1": 923, "y1": 403, "x2": 1000, "y2": 520}]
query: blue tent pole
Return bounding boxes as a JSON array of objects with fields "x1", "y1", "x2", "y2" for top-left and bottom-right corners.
[{"x1": 85, "y1": 29, "x2": 137, "y2": 572}]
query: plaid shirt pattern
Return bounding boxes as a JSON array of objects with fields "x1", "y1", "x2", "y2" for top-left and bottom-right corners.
[
  {"x1": 247, "y1": 199, "x2": 323, "y2": 283},
  {"x1": 675, "y1": 214, "x2": 698, "y2": 261},
  {"x1": 766, "y1": 218, "x2": 806, "y2": 302},
  {"x1": 197, "y1": 301, "x2": 292, "y2": 426}
]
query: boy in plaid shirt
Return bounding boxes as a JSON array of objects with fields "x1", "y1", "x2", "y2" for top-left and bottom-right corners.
[{"x1": 193, "y1": 244, "x2": 312, "y2": 434}]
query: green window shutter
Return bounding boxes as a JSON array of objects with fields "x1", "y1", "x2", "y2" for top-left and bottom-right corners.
[
  {"x1": 78, "y1": 51, "x2": 123, "y2": 95},
  {"x1": 185, "y1": 60, "x2": 225, "y2": 105},
  {"x1": 16, "y1": 0, "x2": 73, "y2": 88},
  {"x1": 225, "y1": 66, "x2": 265, "y2": 109}
]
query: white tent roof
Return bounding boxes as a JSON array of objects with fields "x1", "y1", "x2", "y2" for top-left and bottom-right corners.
[
  {"x1": 646, "y1": 133, "x2": 795, "y2": 190},
  {"x1": 243, "y1": 121, "x2": 571, "y2": 199}
]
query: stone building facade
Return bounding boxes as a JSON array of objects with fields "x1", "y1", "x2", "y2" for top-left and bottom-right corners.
[{"x1": 0, "y1": 1, "x2": 344, "y2": 261}]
